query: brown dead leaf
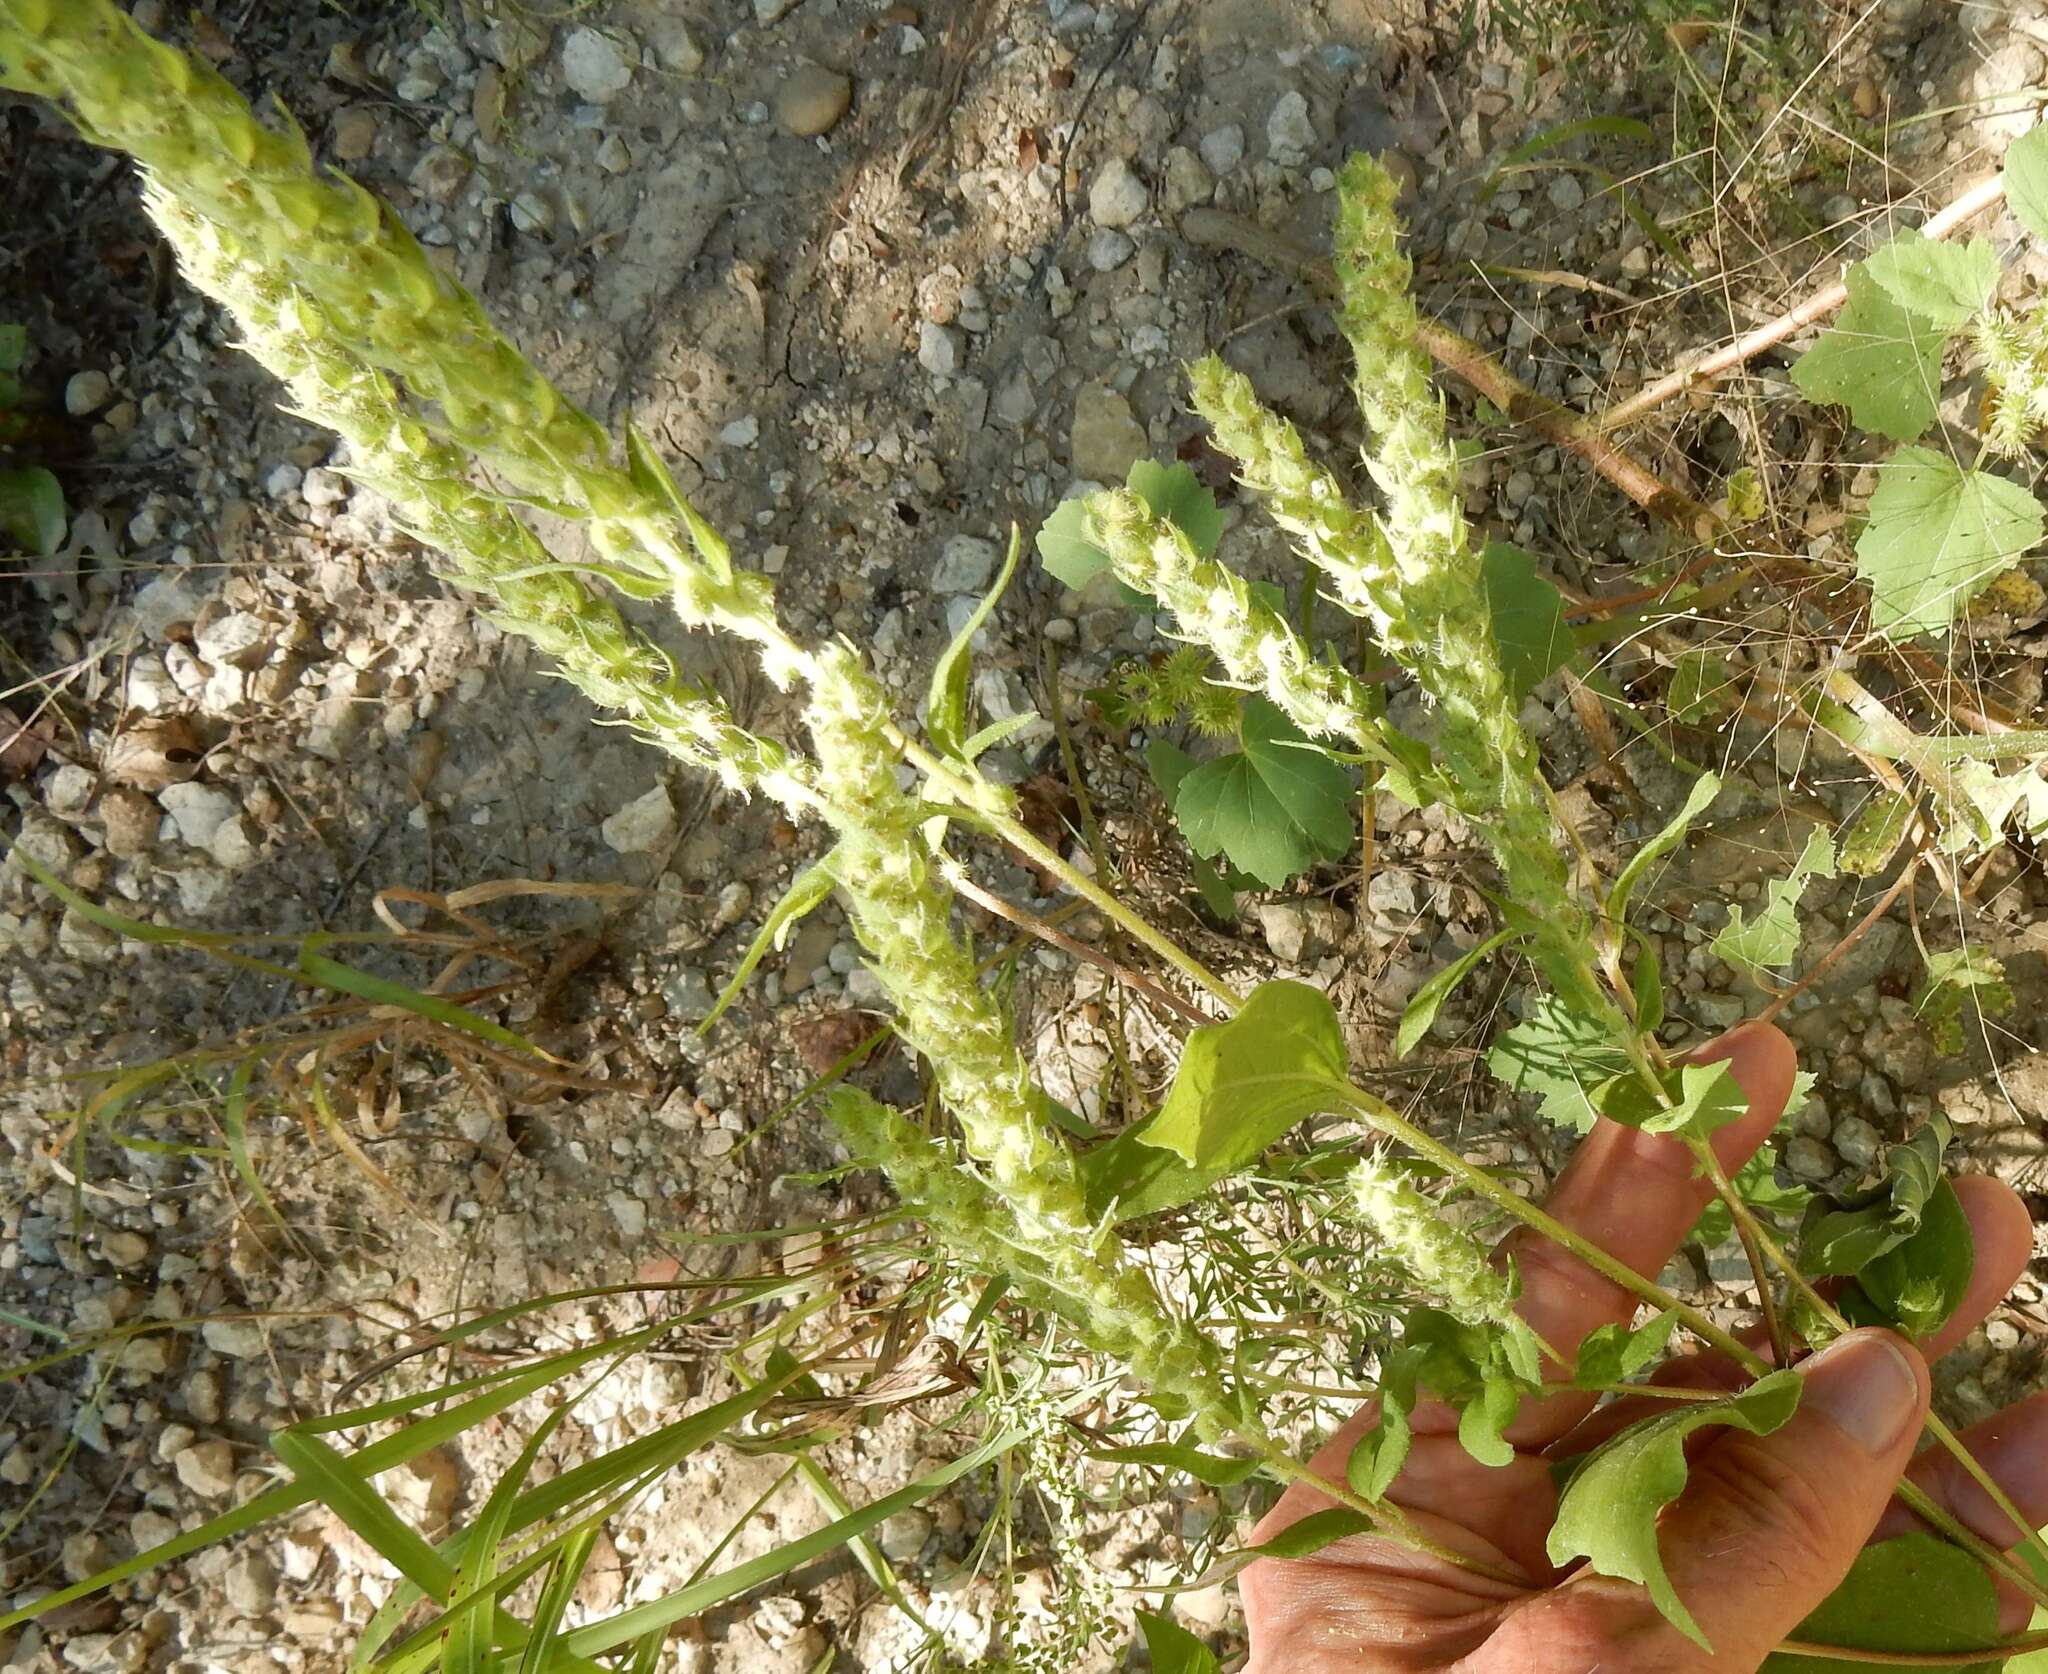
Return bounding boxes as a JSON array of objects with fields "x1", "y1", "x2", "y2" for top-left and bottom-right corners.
[
  {"x1": 1017, "y1": 126, "x2": 1041, "y2": 172},
  {"x1": 101, "y1": 714, "x2": 205, "y2": 791},
  {"x1": 1016, "y1": 774, "x2": 1079, "y2": 892},
  {"x1": 791, "y1": 1009, "x2": 879, "y2": 1076},
  {"x1": 0, "y1": 702, "x2": 50, "y2": 780},
  {"x1": 189, "y1": 12, "x2": 235, "y2": 63}
]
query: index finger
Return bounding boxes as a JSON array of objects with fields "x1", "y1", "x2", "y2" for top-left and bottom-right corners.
[{"x1": 1488, "y1": 1019, "x2": 1798, "y2": 1446}]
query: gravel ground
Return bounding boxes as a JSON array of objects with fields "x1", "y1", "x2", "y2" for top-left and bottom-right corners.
[{"x1": 8, "y1": 0, "x2": 2048, "y2": 1668}]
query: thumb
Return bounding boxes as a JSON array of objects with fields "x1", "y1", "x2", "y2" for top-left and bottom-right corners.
[{"x1": 1640, "y1": 1329, "x2": 1932, "y2": 1668}]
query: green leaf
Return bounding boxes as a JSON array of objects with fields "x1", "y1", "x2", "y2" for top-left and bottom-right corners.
[
  {"x1": 699, "y1": 855, "x2": 838, "y2": 1035},
  {"x1": 1916, "y1": 946, "x2": 2015, "y2": 1053},
  {"x1": 1608, "y1": 772, "x2": 1721, "y2": 925},
  {"x1": 0, "y1": 466, "x2": 65, "y2": 557},
  {"x1": 1801, "y1": 1114, "x2": 1953, "y2": 1277},
  {"x1": 1547, "y1": 1370, "x2": 1804, "y2": 1649},
  {"x1": 1862, "y1": 235, "x2": 2000, "y2": 329},
  {"x1": 1842, "y1": 1176, "x2": 1974, "y2": 1339},
  {"x1": 1395, "y1": 928, "x2": 1521, "y2": 1057},
  {"x1": 924, "y1": 525, "x2": 1022, "y2": 760},
  {"x1": 1036, "y1": 495, "x2": 1110, "y2": 589},
  {"x1": 1839, "y1": 791, "x2": 1914, "y2": 878},
  {"x1": 1488, "y1": 993, "x2": 1631, "y2": 1133},
  {"x1": 1162, "y1": 1508, "x2": 1378, "y2": 1596},
  {"x1": 1789, "y1": 263, "x2": 1950, "y2": 442},
  {"x1": 1172, "y1": 697, "x2": 1355, "y2": 888},
  {"x1": 1594, "y1": 1059, "x2": 1748, "y2": 1140},
  {"x1": 1089, "y1": 1443, "x2": 1262, "y2": 1487},
  {"x1": 0, "y1": 323, "x2": 25, "y2": 373},
  {"x1": 1346, "y1": 1349, "x2": 1419, "y2": 1501},
  {"x1": 1711, "y1": 824, "x2": 1836, "y2": 977},
  {"x1": 1571, "y1": 1310, "x2": 1680, "y2": 1389},
  {"x1": 1696, "y1": 1146, "x2": 1812, "y2": 1247},
  {"x1": 1127, "y1": 459, "x2": 1224, "y2": 557},
  {"x1": 1666, "y1": 649, "x2": 1739, "y2": 724},
  {"x1": 624, "y1": 423, "x2": 732, "y2": 586},
  {"x1": 1136, "y1": 1612, "x2": 1219, "y2": 1674},
  {"x1": 1856, "y1": 447, "x2": 2044, "y2": 640},
  {"x1": 1480, "y1": 543, "x2": 1574, "y2": 701},
  {"x1": 1137, "y1": 979, "x2": 1347, "y2": 1169},
  {"x1": 1762, "y1": 1533, "x2": 2004, "y2": 1672},
  {"x1": 2007, "y1": 125, "x2": 2048, "y2": 245}
]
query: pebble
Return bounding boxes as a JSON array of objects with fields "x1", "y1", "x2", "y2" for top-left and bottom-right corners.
[
  {"x1": 202, "y1": 1319, "x2": 267, "y2": 1359},
  {"x1": 1784, "y1": 1136, "x2": 1838, "y2": 1184},
  {"x1": 173, "y1": 1439, "x2": 238, "y2": 1497},
  {"x1": 158, "y1": 782, "x2": 238, "y2": 849},
  {"x1": 877, "y1": 1508, "x2": 932, "y2": 1562},
  {"x1": 1199, "y1": 124, "x2": 1245, "y2": 175},
  {"x1": 561, "y1": 27, "x2": 636, "y2": 102},
  {"x1": 776, "y1": 63, "x2": 852, "y2": 137},
  {"x1": 100, "y1": 1230, "x2": 150, "y2": 1268},
  {"x1": 1088, "y1": 157, "x2": 1150, "y2": 228},
  {"x1": 265, "y1": 462, "x2": 304, "y2": 499},
  {"x1": 332, "y1": 107, "x2": 378, "y2": 162},
  {"x1": 1068, "y1": 383, "x2": 1148, "y2": 481},
  {"x1": 720, "y1": 415, "x2": 761, "y2": 448},
  {"x1": 1547, "y1": 172, "x2": 1587, "y2": 212},
  {"x1": 1831, "y1": 1115, "x2": 1883, "y2": 1171},
  {"x1": 931, "y1": 533, "x2": 1000, "y2": 594},
  {"x1": 650, "y1": 16, "x2": 705, "y2": 73},
  {"x1": 1267, "y1": 90, "x2": 1317, "y2": 166},
  {"x1": 756, "y1": 0, "x2": 799, "y2": 18},
  {"x1": 65, "y1": 369, "x2": 112, "y2": 416},
  {"x1": 509, "y1": 190, "x2": 554, "y2": 235},
  {"x1": 917, "y1": 321, "x2": 963, "y2": 378},
  {"x1": 1256, "y1": 900, "x2": 1350, "y2": 964},
  {"x1": 225, "y1": 1551, "x2": 279, "y2": 1615},
  {"x1": 602, "y1": 785, "x2": 677, "y2": 854},
  {"x1": 195, "y1": 610, "x2": 274, "y2": 669},
  {"x1": 1086, "y1": 228, "x2": 1135, "y2": 271},
  {"x1": 609, "y1": 1192, "x2": 649, "y2": 1240}
]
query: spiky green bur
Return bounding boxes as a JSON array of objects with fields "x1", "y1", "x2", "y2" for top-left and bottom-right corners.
[
  {"x1": 1082, "y1": 488, "x2": 1377, "y2": 745},
  {"x1": 1976, "y1": 308, "x2": 2048, "y2": 456},
  {"x1": 1347, "y1": 1156, "x2": 1517, "y2": 1329},
  {"x1": 0, "y1": 0, "x2": 1263, "y2": 1447}
]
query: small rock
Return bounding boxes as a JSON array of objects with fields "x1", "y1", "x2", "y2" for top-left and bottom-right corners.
[
  {"x1": 1069, "y1": 383, "x2": 1148, "y2": 481},
  {"x1": 756, "y1": 0, "x2": 798, "y2": 17},
  {"x1": 174, "y1": 1438, "x2": 237, "y2": 1497},
  {"x1": 183, "y1": 1368, "x2": 224, "y2": 1424},
  {"x1": 1831, "y1": 1115, "x2": 1883, "y2": 1171},
  {"x1": 602, "y1": 785, "x2": 676, "y2": 854},
  {"x1": 663, "y1": 969, "x2": 715, "y2": 1019},
  {"x1": 561, "y1": 27, "x2": 635, "y2": 102},
  {"x1": 100, "y1": 1229, "x2": 150, "y2": 1268},
  {"x1": 1086, "y1": 228, "x2": 1135, "y2": 271},
  {"x1": 129, "y1": 572, "x2": 206, "y2": 641},
  {"x1": 1200, "y1": 124, "x2": 1245, "y2": 175},
  {"x1": 1160, "y1": 145, "x2": 1214, "y2": 212},
  {"x1": 509, "y1": 189, "x2": 554, "y2": 235},
  {"x1": 608, "y1": 1192, "x2": 648, "y2": 1240},
  {"x1": 720, "y1": 414, "x2": 760, "y2": 448},
  {"x1": 195, "y1": 610, "x2": 274, "y2": 669},
  {"x1": 776, "y1": 63, "x2": 852, "y2": 137},
  {"x1": 331, "y1": 107, "x2": 378, "y2": 162},
  {"x1": 65, "y1": 369, "x2": 112, "y2": 416},
  {"x1": 1547, "y1": 172, "x2": 1586, "y2": 213},
  {"x1": 1784, "y1": 1136, "x2": 1838, "y2": 1184},
  {"x1": 1088, "y1": 157, "x2": 1149, "y2": 228},
  {"x1": 202, "y1": 1318, "x2": 267, "y2": 1359},
  {"x1": 1256, "y1": 900, "x2": 1350, "y2": 964},
  {"x1": 210, "y1": 815, "x2": 262, "y2": 872},
  {"x1": 302, "y1": 466, "x2": 349, "y2": 508},
  {"x1": 225, "y1": 1552, "x2": 279, "y2": 1615},
  {"x1": 1266, "y1": 90, "x2": 1317, "y2": 166},
  {"x1": 649, "y1": 16, "x2": 705, "y2": 73},
  {"x1": 877, "y1": 1508, "x2": 932, "y2": 1562},
  {"x1": 917, "y1": 321, "x2": 963, "y2": 378},
  {"x1": 930, "y1": 533, "x2": 1000, "y2": 594},
  {"x1": 410, "y1": 145, "x2": 473, "y2": 203},
  {"x1": 158, "y1": 781, "x2": 238, "y2": 849},
  {"x1": 595, "y1": 132, "x2": 632, "y2": 173},
  {"x1": 265, "y1": 462, "x2": 303, "y2": 499},
  {"x1": 43, "y1": 762, "x2": 95, "y2": 818}
]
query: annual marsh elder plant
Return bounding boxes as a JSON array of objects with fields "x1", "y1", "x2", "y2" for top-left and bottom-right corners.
[{"x1": 6, "y1": 2, "x2": 2048, "y2": 1666}]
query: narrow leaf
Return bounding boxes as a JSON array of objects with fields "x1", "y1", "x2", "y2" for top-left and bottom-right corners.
[
  {"x1": 1608, "y1": 772, "x2": 1721, "y2": 925},
  {"x1": 1395, "y1": 928, "x2": 1521, "y2": 1056},
  {"x1": 924, "y1": 525, "x2": 1022, "y2": 760},
  {"x1": 699, "y1": 856, "x2": 838, "y2": 1035}
]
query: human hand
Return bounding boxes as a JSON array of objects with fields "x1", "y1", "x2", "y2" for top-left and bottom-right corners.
[{"x1": 1242, "y1": 1021, "x2": 2046, "y2": 1671}]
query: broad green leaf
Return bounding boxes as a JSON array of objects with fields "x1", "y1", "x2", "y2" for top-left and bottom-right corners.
[
  {"x1": 1862, "y1": 235, "x2": 2000, "y2": 329},
  {"x1": 1572, "y1": 1310, "x2": 1680, "y2": 1389},
  {"x1": 1608, "y1": 772, "x2": 1721, "y2": 925},
  {"x1": 2007, "y1": 124, "x2": 2048, "y2": 246},
  {"x1": 1855, "y1": 447, "x2": 2044, "y2": 640},
  {"x1": 1711, "y1": 825, "x2": 1836, "y2": 977},
  {"x1": 0, "y1": 465, "x2": 64, "y2": 557},
  {"x1": 1763, "y1": 1533, "x2": 2004, "y2": 1672},
  {"x1": 1842, "y1": 1176, "x2": 1974, "y2": 1339},
  {"x1": 700, "y1": 855, "x2": 839, "y2": 1035},
  {"x1": 1593, "y1": 1060, "x2": 1747, "y2": 1140},
  {"x1": 1802, "y1": 1113, "x2": 1953, "y2": 1277},
  {"x1": 1079, "y1": 1115, "x2": 1210, "y2": 1222},
  {"x1": 1395, "y1": 928, "x2": 1521, "y2": 1056},
  {"x1": 1456, "y1": 1372, "x2": 1522, "y2": 1468},
  {"x1": 1090, "y1": 1443, "x2": 1262, "y2": 1486},
  {"x1": 1916, "y1": 946, "x2": 2015, "y2": 1053},
  {"x1": 1480, "y1": 542, "x2": 1573, "y2": 700},
  {"x1": 1547, "y1": 1371, "x2": 1804, "y2": 1649},
  {"x1": 1488, "y1": 993, "x2": 1631, "y2": 1133},
  {"x1": 1789, "y1": 264, "x2": 1949, "y2": 442},
  {"x1": 1036, "y1": 495, "x2": 1110, "y2": 589},
  {"x1": 1396, "y1": 1308, "x2": 1542, "y2": 1470},
  {"x1": 1839, "y1": 791, "x2": 1914, "y2": 877},
  {"x1": 1126, "y1": 459, "x2": 1224, "y2": 556},
  {"x1": 1172, "y1": 698, "x2": 1355, "y2": 888},
  {"x1": 1347, "y1": 1349, "x2": 1419, "y2": 1501},
  {"x1": 1628, "y1": 928, "x2": 1665, "y2": 1034},
  {"x1": 1136, "y1": 1612, "x2": 1219, "y2": 1674},
  {"x1": 1666, "y1": 649, "x2": 1739, "y2": 724},
  {"x1": 924, "y1": 525, "x2": 1022, "y2": 760},
  {"x1": 1137, "y1": 979, "x2": 1347, "y2": 1169}
]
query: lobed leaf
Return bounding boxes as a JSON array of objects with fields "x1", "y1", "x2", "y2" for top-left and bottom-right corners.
[
  {"x1": 1488, "y1": 993, "x2": 1631, "y2": 1133},
  {"x1": 1789, "y1": 264, "x2": 1950, "y2": 442},
  {"x1": 1593, "y1": 1059, "x2": 1747, "y2": 1141},
  {"x1": 1171, "y1": 698, "x2": 1355, "y2": 888},
  {"x1": 1711, "y1": 824, "x2": 1836, "y2": 978},
  {"x1": 1862, "y1": 234, "x2": 2000, "y2": 329},
  {"x1": 1855, "y1": 447, "x2": 2043, "y2": 640},
  {"x1": 2007, "y1": 124, "x2": 2048, "y2": 246}
]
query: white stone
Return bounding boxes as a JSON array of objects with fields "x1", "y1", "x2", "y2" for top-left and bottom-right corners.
[
  {"x1": 720, "y1": 415, "x2": 760, "y2": 448},
  {"x1": 158, "y1": 782, "x2": 238, "y2": 849},
  {"x1": 561, "y1": 27, "x2": 635, "y2": 103},
  {"x1": 1086, "y1": 229, "x2": 1135, "y2": 270},
  {"x1": 264, "y1": 462, "x2": 303, "y2": 499},
  {"x1": 202, "y1": 1318, "x2": 267, "y2": 1358},
  {"x1": 649, "y1": 17, "x2": 704, "y2": 73},
  {"x1": 301, "y1": 466, "x2": 349, "y2": 508},
  {"x1": 601, "y1": 785, "x2": 676, "y2": 853},
  {"x1": 65, "y1": 369, "x2": 112, "y2": 416},
  {"x1": 755, "y1": 0, "x2": 798, "y2": 20},
  {"x1": 1200, "y1": 124, "x2": 1245, "y2": 175},
  {"x1": 130, "y1": 574, "x2": 205, "y2": 641},
  {"x1": 209, "y1": 816, "x2": 261, "y2": 872},
  {"x1": 917, "y1": 321, "x2": 963, "y2": 378},
  {"x1": 1267, "y1": 91, "x2": 1317, "y2": 166},
  {"x1": 1087, "y1": 157, "x2": 1149, "y2": 228},
  {"x1": 930, "y1": 534, "x2": 999, "y2": 593},
  {"x1": 173, "y1": 1439, "x2": 237, "y2": 1496},
  {"x1": 195, "y1": 610, "x2": 273, "y2": 669},
  {"x1": 608, "y1": 1192, "x2": 648, "y2": 1239}
]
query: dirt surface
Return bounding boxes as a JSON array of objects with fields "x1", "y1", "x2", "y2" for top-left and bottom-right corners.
[{"x1": 8, "y1": 0, "x2": 2048, "y2": 1669}]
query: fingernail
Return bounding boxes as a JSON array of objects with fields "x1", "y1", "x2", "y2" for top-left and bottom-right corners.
[{"x1": 1800, "y1": 1331, "x2": 1923, "y2": 1453}]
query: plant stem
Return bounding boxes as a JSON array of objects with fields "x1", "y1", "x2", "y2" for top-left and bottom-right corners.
[{"x1": 1687, "y1": 1137, "x2": 1792, "y2": 1367}]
